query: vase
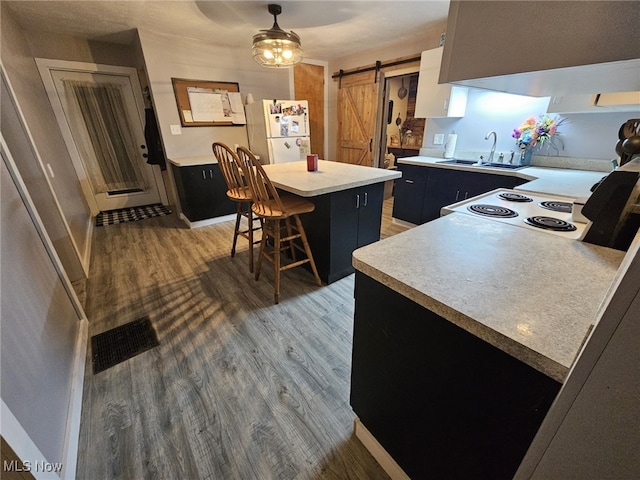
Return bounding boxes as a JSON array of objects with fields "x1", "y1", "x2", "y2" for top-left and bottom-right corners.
[{"x1": 519, "y1": 148, "x2": 533, "y2": 166}]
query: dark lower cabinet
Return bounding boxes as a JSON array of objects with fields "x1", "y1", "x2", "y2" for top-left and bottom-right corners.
[
  {"x1": 393, "y1": 164, "x2": 528, "y2": 224},
  {"x1": 351, "y1": 272, "x2": 561, "y2": 480},
  {"x1": 392, "y1": 164, "x2": 428, "y2": 224},
  {"x1": 300, "y1": 183, "x2": 384, "y2": 283},
  {"x1": 172, "y1": 163, "x2": 235, "y2": 222}
]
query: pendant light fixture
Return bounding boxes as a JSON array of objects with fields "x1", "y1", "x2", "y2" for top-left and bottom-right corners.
[{"x1": 252, "y1": 4, "x2": 303, "y2": 68}]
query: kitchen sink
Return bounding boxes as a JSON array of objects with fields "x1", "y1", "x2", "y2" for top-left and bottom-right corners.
[
  {"x1": 481, "y1": 162, "x2": 526, "y2": 170},
  {"x1": 437, "y1": 159, "x2": 525, "y2": 170},
  {"x1": 437, "y1": 159, "x2": 477, "y2": 165}
]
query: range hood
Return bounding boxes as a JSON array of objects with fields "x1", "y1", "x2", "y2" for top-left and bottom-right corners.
[
  {"x1": 440, "y1": 1, "x2": 640, "y2": 97},
  {"x1": 444, "y1": 59, "x2": 640, "y2": 98}
]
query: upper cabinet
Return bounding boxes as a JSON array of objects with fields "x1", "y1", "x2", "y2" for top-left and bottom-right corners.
[
  {"x1": 439, "y1": 1, "x2": 640, "y2": 97},
  {"x1": 547, "y1": 91, "x2": 640, "y2": 114},
  {"x1": 415, "y1": 47, "x2": 468, "y2": 118}
]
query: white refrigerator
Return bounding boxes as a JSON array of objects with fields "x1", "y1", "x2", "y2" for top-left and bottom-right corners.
[{"x1": 245, "y1": 99, "x2": 310, "y2": 164}]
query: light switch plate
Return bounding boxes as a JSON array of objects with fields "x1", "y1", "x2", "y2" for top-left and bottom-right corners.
[
  {"x1": 170, "y1": 124, "x2": 182, "y2": 135},
  {"x1": 433, "y1": 133, "x2": 445, "y2": 145}
]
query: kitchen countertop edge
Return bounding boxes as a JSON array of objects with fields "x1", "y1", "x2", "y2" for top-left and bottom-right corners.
[
  {"x1": 352, "y1": 213, "x2": 625, "y2": 382},
  {"x1": 397, "y1": 155, "x2": 609, "y2": 199},
  {"x1": 263, "y1": 160, "x2": 401, "y2": 197},
  {"x1": 168, "y1": 156, "x2": 218, "y2": 167}
]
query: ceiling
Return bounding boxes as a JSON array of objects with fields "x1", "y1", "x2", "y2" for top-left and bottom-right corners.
[{"x1": 4, "y1": 1, "x2": 451, "y2": 61}]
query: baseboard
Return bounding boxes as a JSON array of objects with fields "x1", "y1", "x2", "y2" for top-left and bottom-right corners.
[
  {"x1": 179, "y1": 212, "x2": 236, "y2": 229},
  {"x1": 61, "y1": 317, "x2": 88, "y2": 480},
  {"x1": 81, "y1": 219, "x2": 93, "y2": 277},
  {"x1": 353, "y1": 418, "x2": 411, "y2": 480},
  {"x1": 391, "y1": 217, "x2": 417, "y2": 228}
]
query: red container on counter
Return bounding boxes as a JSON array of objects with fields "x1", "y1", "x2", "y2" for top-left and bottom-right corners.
[{"x1": 307, "y1": 154, "x2": 318, "y2": 171}]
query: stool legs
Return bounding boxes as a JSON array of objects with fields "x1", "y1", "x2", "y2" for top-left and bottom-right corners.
[
  {"x1": 294, "y1": 215, "x2": 321, "y2": 287},
  {"x1": 254, "y1": 216, "x2": 321, "y2": 304},
  {"x1": 230, "y1": 201, "x2": 258, "y2": 273},
  {"x1": 247, "y1": 206, "x2": 254, "y2": 273},
  {"x1": 231, "y1": 202, "x2": 243, "y2": 258}
]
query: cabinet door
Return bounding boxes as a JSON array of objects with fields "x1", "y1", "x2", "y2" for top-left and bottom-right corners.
[
  {"x1": 329, "y1": 188, "x2": 360, "y2": 276},
  {"x1": 206, "y1": 164, "x2": 236, "y2": 218},
  {"x1": 173, "y1": 165, "x2": 213, "y2": 221},
  {"x1": 422, "y1": 168, "x2": 463, "y2": 222},
  {"x1": 547, "y1": 92, "x2": 640, "y2": 113},
  {"x1": 356, "y1": 183, "x2": 384, "y2": 248},
  {"x1": 415, "y1": 48, "x2": 468, "y2": 119},
  {"x1": 392, "y1": 164, "x2": 428, "y2": 224},
  {"x1": 173, "y1": 164, "x2": 235, "y2": 222},
  {"x1": 422, "y1": 168, "x2": 530, "y2": 222}
]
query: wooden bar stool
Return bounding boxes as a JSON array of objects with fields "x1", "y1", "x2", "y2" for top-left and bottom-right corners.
[
  {"x1": 212, "y1": 142, "x2": 261, "y2": 272},
  {"x1": 236, "y1": 146, "x2": 321, "y2": 304}
]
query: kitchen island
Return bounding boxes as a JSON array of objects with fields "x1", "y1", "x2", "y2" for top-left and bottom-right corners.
[
  {"x1": 350, "y1": 213, "x2": 625, "y2": 479},
  {"x1": 262, "y1": 160, "x2": 400, "y2": 283}
]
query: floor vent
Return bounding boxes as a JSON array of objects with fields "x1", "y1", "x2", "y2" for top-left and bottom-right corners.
[{"x1": 91, "y1": 316, "x2": 159, "y2": 374}]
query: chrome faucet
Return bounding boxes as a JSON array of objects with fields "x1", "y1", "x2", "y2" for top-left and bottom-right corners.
[{"x1": 485, "y1": 131, "x2": 497, "y2": 164}]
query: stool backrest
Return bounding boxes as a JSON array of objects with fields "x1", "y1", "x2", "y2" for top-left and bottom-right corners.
[
  {"x1": 212, "y1": 142, "x2": 244, "y2": 192},
  {"x1": 236, "y1": 146, "x2": 285, "y2": 216}
]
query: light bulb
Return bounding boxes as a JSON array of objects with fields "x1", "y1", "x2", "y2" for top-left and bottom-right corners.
[
  {"x1": 282, "y1": 50, "x2": 293, "y2": 59},
  {"x1": 263, "y1": 50, "x2": 274, "y2": 59}
]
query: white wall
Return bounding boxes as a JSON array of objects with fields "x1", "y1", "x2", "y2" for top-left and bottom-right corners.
[
  {"x1": 0, "y1": 6, "x2": 91, "y2": 281},
  {"x1": 137, "y1": 29, "x2": 291, "y2": 160},
  {"x1": 422, "y1": 88, "x2": 633, "y2": 161},
  {"x1": 1, "y1": 145, "x2": 86, "y2": 477}
]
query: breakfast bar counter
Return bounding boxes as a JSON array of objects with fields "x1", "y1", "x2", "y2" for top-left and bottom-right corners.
[{"x1": 263, "y1": 160, "x2": 401, "y2": 283}]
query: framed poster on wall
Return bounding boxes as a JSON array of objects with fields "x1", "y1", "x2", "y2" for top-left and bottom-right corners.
[{"x1": 171, "y1": 78, "x2": 246, "y2": 127}]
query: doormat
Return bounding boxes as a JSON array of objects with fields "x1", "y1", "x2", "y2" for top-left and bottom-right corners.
[
  {"x1": 91, "y1": 316, "x2": 160, "y2": 374},
  {"x1": 95, "y1": 203, "x2": 172, "y2": 226}
]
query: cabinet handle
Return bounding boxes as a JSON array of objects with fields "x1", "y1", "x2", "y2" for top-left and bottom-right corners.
[
  {"x1": 202, "y1": 170, "x2": 206, "y2": 180},
  {"x1": 464, "y1": 192, "x2": 469, "y2": 200},
  {"x1": 405, "y1": 179, "x2": 414, "y2": 184},
  {"x1": 369, "y1": 139, "x2": 373, "y2": 152},
  {"x1": 210, "y1": 169, "x2": 214, "y2": 178},
  {"x1": 363, "y1": 192, "x2": 368, "y2": 207},
  {"x1": 355, "y1": 194, "x2": 360, "y2": 209},
  {"x1": 455, "y1": 190, "x2": 460, "y2": 201}
]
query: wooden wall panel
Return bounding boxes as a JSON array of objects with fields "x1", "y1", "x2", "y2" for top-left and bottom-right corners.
[{"x1": 294, "y1": 63, "x2": 324, "y2": 158}]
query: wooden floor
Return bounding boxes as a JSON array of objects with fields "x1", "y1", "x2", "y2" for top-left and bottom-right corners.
[{"x1": 76, "y1": 197, "x2": 411, "y2": 479}]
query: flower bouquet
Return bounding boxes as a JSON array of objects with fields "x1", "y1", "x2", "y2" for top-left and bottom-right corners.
[
  {"x1": 513, "y1": 115, "x2": 565, "y2": 152},
  {"x1": 512, "y1": 115, "x2": 565, "y2": 165}
]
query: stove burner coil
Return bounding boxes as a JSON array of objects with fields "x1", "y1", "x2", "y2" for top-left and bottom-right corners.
[
  {"x1": 498, "y1": 192, "x2": 533, "y2": 202},
  {"x1": 539, "y1": 201, "x2": 573, "y2": 213},
  {"x1": 468, "y1": 204, "x2": 518, "y2": 218},
  {"x1": 524, "y1": 216, "x2": 577, "y2": 231}
]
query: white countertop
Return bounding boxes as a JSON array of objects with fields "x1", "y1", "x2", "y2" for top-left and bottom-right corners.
[
  {"x1": 397, "y1": 156, "x2": 608, "y2": 199},
  {"x1": 168, "y1": 156, "x2": 217, "y2": 167},
  {"x1": 353, "y1": 214, "x2": 625, "y2": 382},
  {"x1": 262, "y1": 160, "x2": 401, "y2": 197}
]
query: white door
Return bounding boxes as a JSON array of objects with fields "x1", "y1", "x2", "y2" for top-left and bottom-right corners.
[
  {"x1": 268, "y1": 137, "x2": 310, "y2": 163},
  {"x1": 37, "y1": 60, "x2": 163, "y2": 213}
]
